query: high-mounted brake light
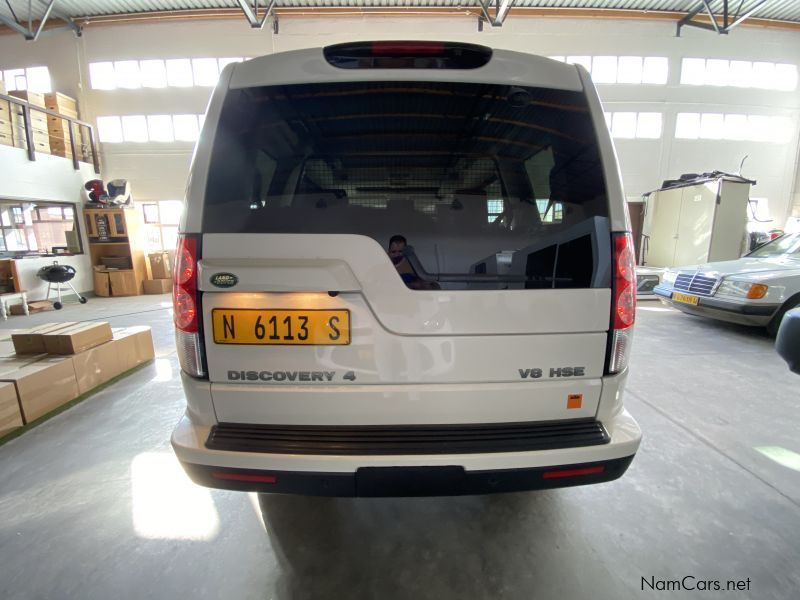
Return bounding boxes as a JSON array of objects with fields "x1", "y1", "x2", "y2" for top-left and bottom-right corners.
[
  {"x1": 371, "y1": 42, "x2": 444, "y2": 55},
  {"x1": 607, "y1": 232, "x2": 636, "y2": 374},
  {"x1": 324, "y1": 41, "x2": 492, "y2": 70},
  {"x1": 173, "y1": 234, "x2": 206, "y2": 378}
]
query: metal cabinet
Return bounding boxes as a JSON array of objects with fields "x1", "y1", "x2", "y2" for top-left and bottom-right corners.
[{"x1": 641, "y1": 176, "x2": 752, "y2": 268}]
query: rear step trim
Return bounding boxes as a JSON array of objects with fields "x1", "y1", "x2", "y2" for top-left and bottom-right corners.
[{"x1": 206, "y1": 419, "x2": 610, "y2": 455}]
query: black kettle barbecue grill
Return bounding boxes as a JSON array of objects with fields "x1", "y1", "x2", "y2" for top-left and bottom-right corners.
[{"x1": 36, "y1": 262, "x2": 88, "y2": 310}]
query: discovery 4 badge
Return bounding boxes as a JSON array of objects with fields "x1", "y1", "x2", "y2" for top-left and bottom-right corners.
[{"x1": 210, "y1": 272, "x2": 238, "y2": 288}]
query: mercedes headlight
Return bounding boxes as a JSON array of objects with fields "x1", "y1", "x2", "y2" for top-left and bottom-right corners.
[
  {"x1": 717, "y1": 279, "x2": 768, "y2": 299},
  {"x1": 662, "y1": 271, "x2": 677, "y2": 284}
]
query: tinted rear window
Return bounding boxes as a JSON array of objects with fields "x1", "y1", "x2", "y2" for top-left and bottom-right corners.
[{"x1": 203, "y1": 81, "x2": 611, "y2": 290}]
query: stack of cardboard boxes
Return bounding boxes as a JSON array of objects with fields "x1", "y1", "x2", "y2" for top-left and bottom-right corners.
[
  {"x1": 0, "y1": 322, "x2": 154, "y2": 437},
  {"x1": 0, "y1": 89, "x2": 89, "y2": 161},
  {"x1": 6, "y1": 91, "x2": 50, "y2": 154},
  {"x1": 44, "y1": 92, "x2": 88, "y2": 160},
  {"x1": 144, "y1": 251, "x2": 173, "y2": 294},
  {"x1": 0, "y1": 85, "x2": 12, "y2": 148}
]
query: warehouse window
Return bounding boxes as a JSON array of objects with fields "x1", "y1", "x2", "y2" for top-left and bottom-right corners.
[
  {"x1": 140, "y1": 200, "x2": 182, "y2": 251},
  {"x1": 675, "y1": 112, "x2": 793, "y2": 143},
  {"x1": 96, "y1": 114, "x2": 204, "y2": 143},
  {"x1": 605, "y1": 112, "x2": 663, "y2": 139},
  {"x1": 88, "y1": 57, "x2": 244, "y2": 90},
  {"x1": 1, "y1": 66, "x2": 51, "y2": 92},
  {"x1": 680, "y1": 58, "x2": 797, "y2": 91},
  {"x1": 548, "y1": 55, "x2": 668, "y2": 84},
  {"x1": 0, "y1": 201, "x2": 83, "y2": 256}
]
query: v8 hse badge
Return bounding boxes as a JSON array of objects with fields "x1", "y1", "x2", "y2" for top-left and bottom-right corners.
[{"x1": 210, "y1": 272, "x2": 238, "y2": 288}]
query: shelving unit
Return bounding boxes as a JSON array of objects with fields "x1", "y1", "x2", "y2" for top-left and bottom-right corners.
[{"x1": 84, "y1": 207, "x2": 148, "y2": 296}]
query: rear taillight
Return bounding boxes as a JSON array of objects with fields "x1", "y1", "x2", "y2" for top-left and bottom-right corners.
[
  {"x1": 324, "y1": 41, "x2": 492, "y2": 70},
  {"x1": 607, "y1": 232, "x2": 636, "y2": 374},
  {"x1": 173, "y1": 234, "x2": 206, "y2": 378}
]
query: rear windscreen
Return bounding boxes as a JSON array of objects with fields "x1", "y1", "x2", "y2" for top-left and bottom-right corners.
[{"x1": 203, "y1": 81, "x2": 611, "y2": 290}]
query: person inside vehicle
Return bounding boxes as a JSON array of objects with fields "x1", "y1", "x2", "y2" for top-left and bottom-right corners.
[{"x1": 387, "y1": 234, "x2": 439, "y2": 290}]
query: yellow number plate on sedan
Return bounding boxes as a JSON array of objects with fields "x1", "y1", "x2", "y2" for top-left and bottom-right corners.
[
  {"x1": 212, "y1": 309, "x2": 350, "y2": 345},
  {"x1": 672, "y1": 292, "x2": 700, "y2": 306}
]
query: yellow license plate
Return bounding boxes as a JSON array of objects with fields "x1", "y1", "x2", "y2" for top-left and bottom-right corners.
[
  {"x1": 672, "y1": 292, "x2": 699, "y2": 306},
  {"x1": 212, "y1": 309, "x2": 350, "y2": 345}
]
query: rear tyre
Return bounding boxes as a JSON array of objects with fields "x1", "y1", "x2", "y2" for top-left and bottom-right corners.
[
  {"x1": 53, "y1": 301, "x2": 63, "y2": 310},
  {"x1": 767, "y1": 299, "x2": 800, "y2": 337}
]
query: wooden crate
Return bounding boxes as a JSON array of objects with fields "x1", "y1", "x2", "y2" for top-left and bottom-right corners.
[
  {"x1": 0, "y1": 118, "x2": 11, "y2": 135},
  {"x1": 44, "y1": 92, "x2": 78, "y2": 117},
  {"x1": 8, "y1": 90, "x2": 46, "y2": 108},
  {"x1": 10, "y1": 110, "x2": 48, "y2": 131},
  {"x1": 0, "y1": 100, "x2": 9, "y2": 121},
  {"x1": 12, "y1": 125, "x2": 49, "y2": 145},
  {"x1": 0, "y1": 130, "x2": 12, "y2": 147}
]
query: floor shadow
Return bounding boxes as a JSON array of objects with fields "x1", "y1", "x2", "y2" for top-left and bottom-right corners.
[{"x1": 258, "y1": 489, "x2": 609, "y2": 600}]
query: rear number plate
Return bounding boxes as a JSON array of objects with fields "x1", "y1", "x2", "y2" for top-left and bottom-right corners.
[
  {"x1": 672, "y1": 292, "x2": 699, "y2": 306},
  {"x1": 212, "y1": 309, "x2": 350, "y2": 345}
]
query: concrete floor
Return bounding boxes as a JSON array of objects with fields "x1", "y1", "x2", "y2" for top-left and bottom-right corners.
[{"x1": 0, "y1": 295, "x2": 798, "y2": 599}]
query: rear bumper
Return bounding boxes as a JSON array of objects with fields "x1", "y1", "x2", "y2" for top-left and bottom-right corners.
[
  {"x1": 181, "y1": 456, "x2": 635, "y2": 497},
  {"x1": 171, "y1": 409, "x2": 641, "y2": 496}
]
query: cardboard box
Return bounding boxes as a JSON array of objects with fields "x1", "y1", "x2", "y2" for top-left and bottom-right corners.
[
  {"x1": 8, "y1": 300, "x2": 51, "y2": 316},
  {"x1": 93, "y1": 269, "x2": 110, "y2": 297},
  {"x1": 148, "y1": 252, "x2": 172, "y2": 280},
  {"x1": 109, "y1": 270, "x2": 138, "y2": 296},
  {"x1": 0, "y1": 381, "x2": 22, "y2": 436},
  {"x1": 72, "y1": 340, "x2": 122, "y2": 395},
  {"x1": 143, "y1": 278, "x2": 171, "y2": 294},
  {"x1": 11, "y1": 322, "x2": 78, "y2": 354},
  {"x1": 9, "y1": 90, "x2": 46, "y2": 108},
  {"x1": 10, "y1": 110, "x2": 48, "y2": 130},
  {"x1": 44, "y1": 92, "x2": 78, "y2": 116},
  {"x1": 113, "y1": 326, "x2": 155, "y2": 372},
  {"x1": 28, "y1": 300, "x2": 53, "y2": 313},
  {"x1": 0, "y1": 356, "x2": 79, "y2": 423},
  {"x1": 43, "y1": 321, "x2": 113, "y2": 355}
]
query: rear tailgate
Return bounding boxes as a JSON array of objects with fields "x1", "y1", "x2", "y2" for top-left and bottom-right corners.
[{"x1": 201, "y1": 233, "x2": 610, "y2": 425}]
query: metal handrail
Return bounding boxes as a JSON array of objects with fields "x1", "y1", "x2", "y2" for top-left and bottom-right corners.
[{"x1": 0, "y1": 91, "x2": 100, "y2": 174}]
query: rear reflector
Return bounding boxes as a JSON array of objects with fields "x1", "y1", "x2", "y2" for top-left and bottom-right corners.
[
  {"x1": 211, "y1": 471, "x2": 277, "y2": 484},
  {"x1": 542, "y1": 465, "x2": 605, "y2": 479},
  {"x1": 324, "y1": 41, "x2": 492, "y2": 70}
]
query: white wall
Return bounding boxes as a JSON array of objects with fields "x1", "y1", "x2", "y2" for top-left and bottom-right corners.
[{"x1": 1, "y1": 14, "x2": 799, "y2": 225}]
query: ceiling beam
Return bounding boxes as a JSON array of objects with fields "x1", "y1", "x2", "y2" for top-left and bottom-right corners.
[
  {"x1": 677, "y1": 0, "x2": 773, "y2": 36},
  {"x1": 477, "y1": 0, "x2": 516, "y2": 28},
  {"x1": 0, "y1": 0, "x2": 81, "y2": 40},
  {"x1": 235, "y1": 0, "x2": 275, "y2": 29}
]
